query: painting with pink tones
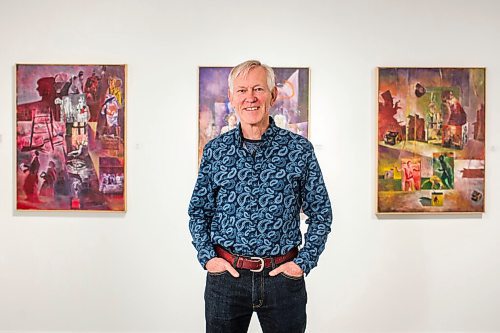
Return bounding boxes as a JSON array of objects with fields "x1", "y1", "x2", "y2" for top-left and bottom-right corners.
[
  {"x1": 198, "y1": 67, "x2": 309, "y2": 163},
  {"x1": 377, "y1": 67, "x2": 485, "y2": 213},
  {"x1": 16, "y1": 64, "x2": 126, "y2": 211}
]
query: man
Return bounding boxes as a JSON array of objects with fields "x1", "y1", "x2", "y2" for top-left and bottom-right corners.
[
  {"x1": 402, "y1": 160, "x2": 416, "y2": 191},
  {"x1": 189, "y1": 60, "x2": 332, "y2": 332},
  {"x1": 69, "y1": 71, "x2": 85, "y2": 94},
  {"x1": 22, "y1": 150, "x2": 41, "y2": 203},
  {"x1": 437, "y1": 154, "x2": 453, "y2": 189},
  {"x1": 447, "y1": 95, "x2": 467, "y2": 126}
]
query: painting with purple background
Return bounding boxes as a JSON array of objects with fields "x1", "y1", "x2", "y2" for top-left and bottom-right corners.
[{"x1": 198, "y1": 66, "x2": 309, "y2": 164}]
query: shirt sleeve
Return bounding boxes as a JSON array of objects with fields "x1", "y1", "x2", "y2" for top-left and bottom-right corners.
[
  {"x1": 293, "y1": 144, "x2": 333, "y2": 275},
  {"x1": 188, "y1": 145, "x2": 217, "y2": 269}
]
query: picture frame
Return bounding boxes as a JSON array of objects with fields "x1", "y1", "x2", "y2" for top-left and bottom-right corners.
[
  {"x1": 16, "y1": 64, "x2": 127, "y2": 211},
  {"x1": 377, "y1": 67, "x2": 485, "y2": 214}
]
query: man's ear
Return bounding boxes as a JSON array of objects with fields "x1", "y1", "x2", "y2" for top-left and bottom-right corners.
[{"x1": 270, "y1": 87, "x2": 278, "y2": 106}]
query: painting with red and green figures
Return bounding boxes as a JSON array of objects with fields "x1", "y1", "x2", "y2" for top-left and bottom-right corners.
[{"x1": 377, "y1": 67, "x2": 485, "y2": 213}]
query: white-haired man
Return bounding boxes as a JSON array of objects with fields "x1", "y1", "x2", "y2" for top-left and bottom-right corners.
[{"x1": 189, "y1": 60, "x2": 332, "y2": 332}]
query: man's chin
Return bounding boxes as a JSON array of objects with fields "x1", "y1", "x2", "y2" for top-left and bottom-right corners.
[{"x1": 241, "y1": 119, "x2": 267, "y2": 127}]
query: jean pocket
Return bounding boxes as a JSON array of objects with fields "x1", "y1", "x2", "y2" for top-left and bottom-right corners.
[
  {"x1": 207, "y1": 270, "x2": 227, "y2": 276},
  {"x1": 280, "y1": 272, "x2": 304, "y2": 281}
]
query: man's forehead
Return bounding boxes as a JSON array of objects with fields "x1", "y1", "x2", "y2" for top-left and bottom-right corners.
[
  {"x1": 234, "y1": 68, "x2": 267, "y2": 86},
  {"x1": 235, "y1": 66, "x2": 265, "y2": 79}
]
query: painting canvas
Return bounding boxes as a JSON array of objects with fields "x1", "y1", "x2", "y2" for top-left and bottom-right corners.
[
  {"x1": 198, "y1": 67, "x2": 309, "y2": 162},
  {"x1": 377, "y1": 67, "x2": 485, "y2": 213},
  {"x1": 16, "y1": 64, "x2": 126, "y2": 211}
]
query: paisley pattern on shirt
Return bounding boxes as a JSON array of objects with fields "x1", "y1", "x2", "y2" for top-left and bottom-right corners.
[{"x1": 188, "y1": 118, "x2": 332, "y2": 274}]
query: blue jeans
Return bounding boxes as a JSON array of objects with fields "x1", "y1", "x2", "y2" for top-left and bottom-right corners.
[{"x1": 205, "y1": 267, "x2": 307, "y2": 333}]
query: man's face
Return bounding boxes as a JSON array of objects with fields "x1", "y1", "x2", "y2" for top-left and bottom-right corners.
[{"x1": 229, "y1": 66, "x2": 277, "y2": 127}]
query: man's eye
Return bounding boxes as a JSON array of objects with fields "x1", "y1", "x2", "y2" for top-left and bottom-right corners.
[
  {"x1": 237, "y1": 89, "x2": 246, "y2": 93},
  {"x1": 254, "y1": 87, "x2": 264, "y2": 92}
]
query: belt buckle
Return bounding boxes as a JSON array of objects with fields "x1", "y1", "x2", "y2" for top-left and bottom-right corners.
[{"x1": 250, "y1": 257, "x2": 264, "y2": 272}]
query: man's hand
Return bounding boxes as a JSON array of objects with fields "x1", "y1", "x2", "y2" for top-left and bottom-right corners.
[
  {"x1": 205, "y1": 257, "x2": 240, "y2": 278},
  {"x1": 269, "y1": 261, "x2": 303, "y2": 278}
]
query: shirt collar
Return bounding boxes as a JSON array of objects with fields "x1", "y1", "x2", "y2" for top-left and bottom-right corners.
[{"x1": 236, "y1": 116, "x2": 278, "y2": 147}]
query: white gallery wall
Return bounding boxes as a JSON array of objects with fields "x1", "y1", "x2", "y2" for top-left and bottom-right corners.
[{"x1": 1, "y1": 0, "x2": 499, "y2": 332}]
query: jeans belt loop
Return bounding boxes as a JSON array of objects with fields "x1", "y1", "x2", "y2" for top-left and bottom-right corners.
[{"x1": 233, "y1": 256, "x2": 240, "y2": 269}]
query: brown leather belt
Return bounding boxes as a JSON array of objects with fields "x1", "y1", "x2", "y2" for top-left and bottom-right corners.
[{"x1": 214, "y1": 245, "x2": 298, "y2": 272}]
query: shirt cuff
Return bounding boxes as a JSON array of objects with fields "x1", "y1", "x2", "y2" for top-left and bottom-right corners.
[
  {"x1": 198, "y1": 247, "x2": 217, "y2": 270},
  {"x1": 293, "y1": 257, "x2": 311, "y2": 276}
]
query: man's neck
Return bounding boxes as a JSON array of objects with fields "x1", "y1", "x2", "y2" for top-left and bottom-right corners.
[{"x1": 240, "y1": 118, "x2": 270, "y2": 140}]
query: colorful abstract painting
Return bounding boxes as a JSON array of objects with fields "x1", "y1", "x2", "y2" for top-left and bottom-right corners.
[
  {"x1": 16, "y1": 64, "x2": 126, "y2": 211},
  {"x1": 377, "y1": 67, "x2": 485, "y2": 213},
  {"x1": 198, "y1": 67, "x2": 309, "y2": 162}
]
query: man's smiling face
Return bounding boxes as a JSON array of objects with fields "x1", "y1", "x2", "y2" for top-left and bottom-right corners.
[{"x1": 229, "y1": 66, "x2": 277, "y2": 129}]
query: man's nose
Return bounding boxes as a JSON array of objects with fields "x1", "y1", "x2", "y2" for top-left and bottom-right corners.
[{"x1": 244, "y1": 90, "x2": 257, "y2": 102}]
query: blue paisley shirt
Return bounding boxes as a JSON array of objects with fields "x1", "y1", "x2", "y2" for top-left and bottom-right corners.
[{"x1": 188, "y1": 117, "x2": 332, "y2": 274}]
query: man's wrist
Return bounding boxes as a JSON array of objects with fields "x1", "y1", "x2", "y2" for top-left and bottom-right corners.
[
  {"x1": 293, "y1": 257, "x2": 309, "y2": 276},
  {"x1": 200, "y1": 251, "x2": 217, "y2": 270}
]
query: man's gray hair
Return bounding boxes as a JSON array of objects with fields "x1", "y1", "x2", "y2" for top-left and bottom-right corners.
[{"x1": 228, "y1": 60, "x2": 276, "y2": 93}]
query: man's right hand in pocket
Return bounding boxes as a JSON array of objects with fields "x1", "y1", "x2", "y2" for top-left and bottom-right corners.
[{"x1": 205, "y1": 257, "x2": 240, "y2": 278}]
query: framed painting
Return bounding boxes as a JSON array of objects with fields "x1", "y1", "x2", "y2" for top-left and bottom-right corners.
[
  {"x1": 16, "y1": 64, "x2": 126, "y2": 211},
  {"x1": 198, "y1": 66, "x2": 310, "y2": 162},
  {"x1": 377, "y1": 67, "x2": 485, "y2": 213}
]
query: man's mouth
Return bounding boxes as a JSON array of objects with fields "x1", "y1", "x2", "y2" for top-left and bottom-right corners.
[{"x1": 244, "y1": 106, "x2": 259, "y2": 111}]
